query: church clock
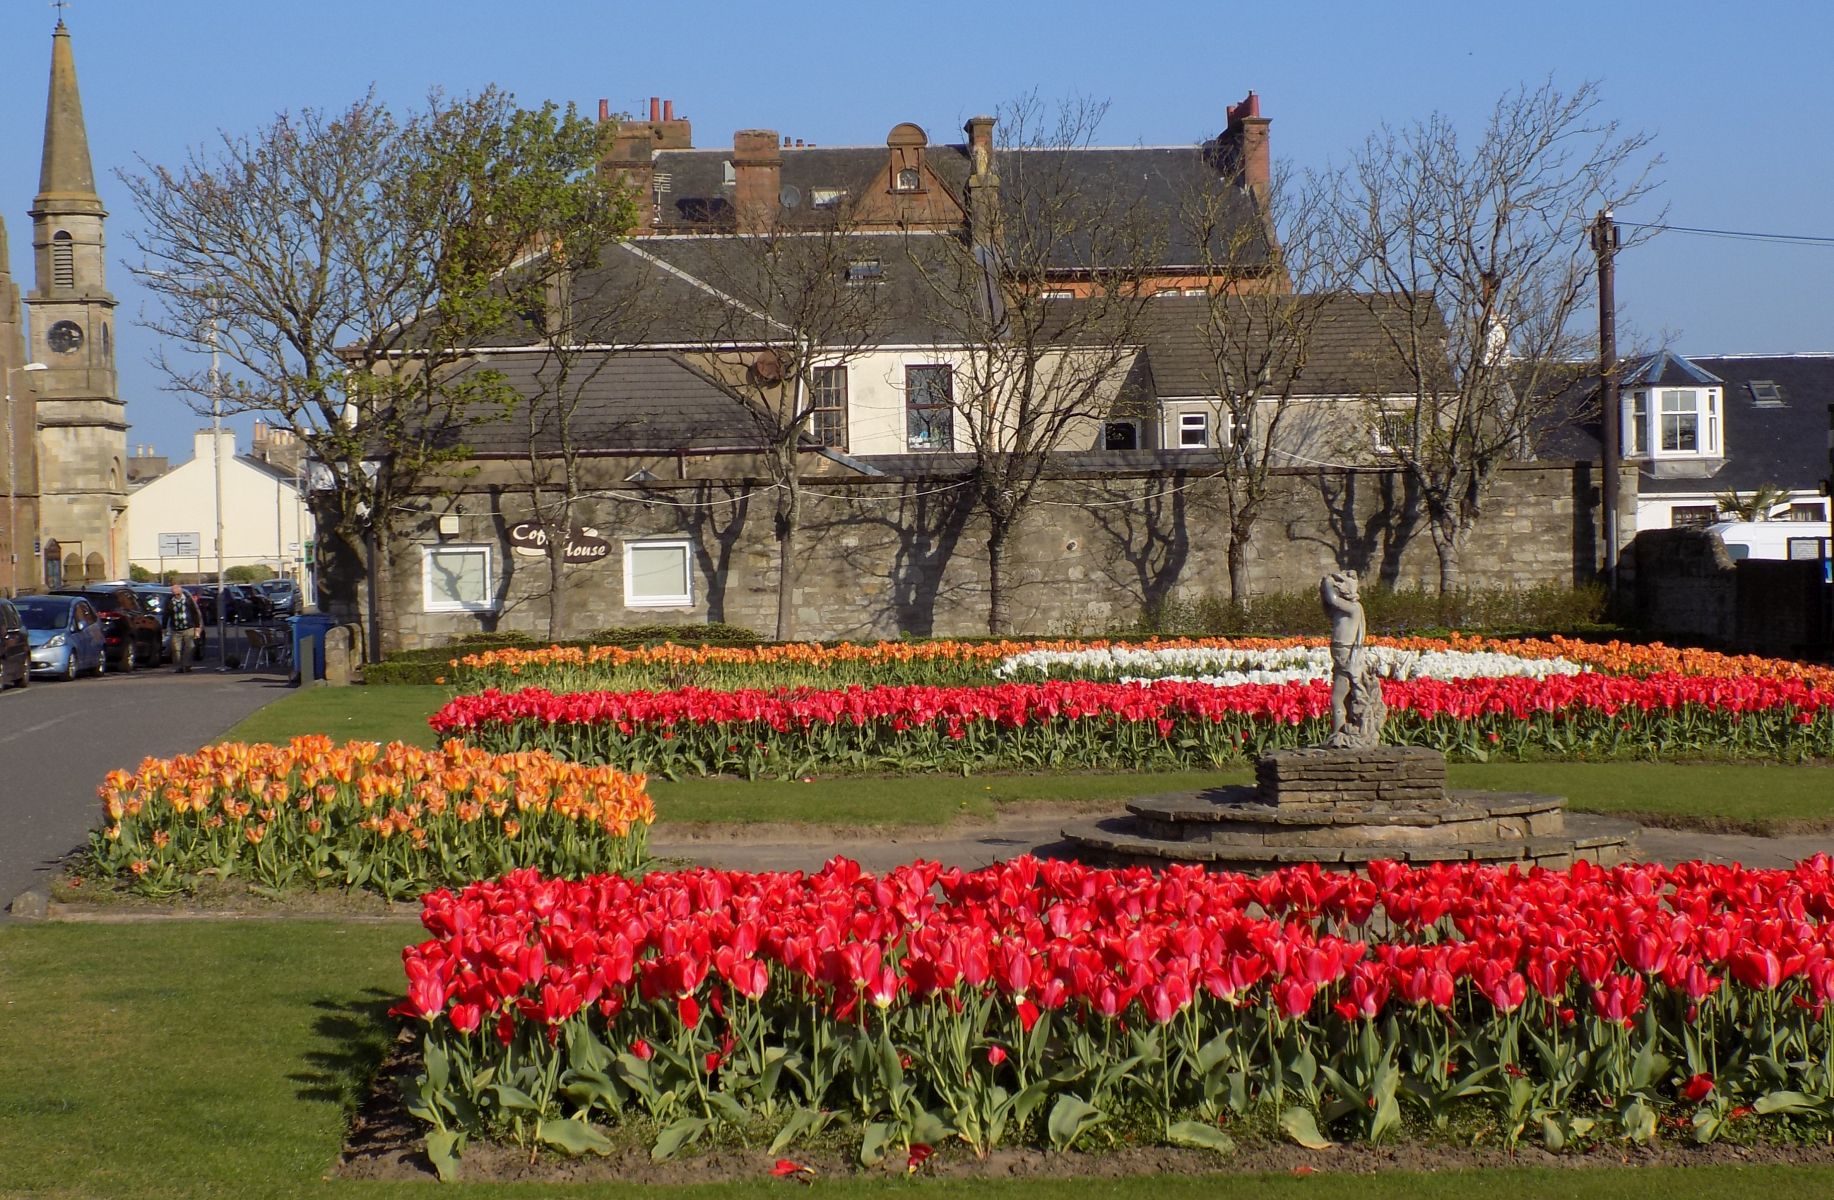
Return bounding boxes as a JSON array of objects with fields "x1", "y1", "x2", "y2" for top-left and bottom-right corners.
[{"x1": 47, "y1": 320, "x2": 85, "y2": 355}]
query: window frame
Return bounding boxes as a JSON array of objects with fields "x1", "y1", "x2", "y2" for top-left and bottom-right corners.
[
  {"x1": 808, "y1": 366, "x2": 848, "y2": 450},
  {"x1": 905, "y1": 365, "x2": 955, "y2": 452},
  {"x1": 622, "y1": 539, "x2": 694, "y2": 609},
  {"x1": 1177, "y1": 411, "x2": 1210, "y2": 449},
  {"x1": 421, "y1": 543, "x2": 496, "y2": 614},
  {"x1": 1371, "y1": 410, "x2": 1412, "y2": 457}
]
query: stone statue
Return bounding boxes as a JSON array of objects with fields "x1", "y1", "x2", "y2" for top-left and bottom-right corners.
[{"x1": 1320, "y1": 570, "x2": 1386, "y2": 749}]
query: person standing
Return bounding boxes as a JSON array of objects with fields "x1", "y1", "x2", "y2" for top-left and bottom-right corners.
[{"x1": 169, "y1": 581, "x2": 201, "y2": 672}]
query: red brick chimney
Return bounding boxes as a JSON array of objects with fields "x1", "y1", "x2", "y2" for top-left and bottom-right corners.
[
  {"x1": 602, "y1": 122, "x2": 657, "y2": 229},
  {"x1": 732, "y1": 129, "x2": 782, "y2": 234},
  {"x1": 1220, "y1": 91, "x2": 1270, "y2": 202}
]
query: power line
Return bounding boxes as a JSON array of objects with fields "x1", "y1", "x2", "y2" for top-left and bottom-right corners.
[{"x1": 1619, "y1": 220, "x2": 1834, "y2": 248}]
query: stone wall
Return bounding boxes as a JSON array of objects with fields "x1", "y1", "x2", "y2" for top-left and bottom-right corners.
[
  {"x1": 383, "y1": 460, "x2": 1618, "y2": 648},
  {"x1": 1631, "y1": 527, "x2": 1832, "y2": 658}
]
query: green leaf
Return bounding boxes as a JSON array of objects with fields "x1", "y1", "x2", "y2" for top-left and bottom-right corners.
[
  {"x1": 538, "y1": 1118, "x2": 612, "y2": 1157},
  {"x1": 1047, "y1": 1094, "x2": 1107, "y2": 1151},
  {"x1": 1166, "y1": 1120, "x2": 1236, "y2": 1154},
  {"x1": 1620, "y1": 1099, "x2": 1657, "y2": 1145},
  {"x1": 1195, "y1": 1032, "x2": 1233, "y2": 1076},
  {"x1": 559, "y1": 1068, "x2": 624, "y2": 1112},
  {"x1": 423, "y1": 1037, "x2": 450, "y2": 1093},
  {"x1": 1279, "y1": 1106, "x2": 1334, "y2": 1150},
  {"x1": 425, "y1": 1129, "x2": 463, "y2": 1182},
  {"x1": 911, "y1": 1108, "x2": 953, "y2": 1145},
  {"x1": 1541, "y1": 1117, "x2": 1566, "y2": 1152},
  {"x1": 1755, "y1": 1089, "x2": 1823, "y2": 1116},
  {"x1": 487, "y1": 1082, "x2": 539, "y2": 1114},
  {"x1": 707, "y1": 1092, "x2": 748, "y2": 1126},
  {"x1": 860, "y1": 1120, "x2": 895, "y2": 1167},
  {"x1": 651, "y1": 1116, "x2": 711, "y2": 1161}
]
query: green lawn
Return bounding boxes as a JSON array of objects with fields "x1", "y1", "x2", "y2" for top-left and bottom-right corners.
[
  {"x1": 2, "y1": 920, "x2": 1831, "y2": 1199},
  {"x1": 218, "y1": 687, "x2": 1832, "y2": 834}
]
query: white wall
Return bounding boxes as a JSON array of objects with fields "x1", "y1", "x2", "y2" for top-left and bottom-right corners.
[{"x1": 125, "y1": 430, "x2": 311, "y2": 580}]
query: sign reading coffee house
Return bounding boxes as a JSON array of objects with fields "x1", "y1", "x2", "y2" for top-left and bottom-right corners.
[{"x1": 507, "y1": 522, "x2": 612, "y2": 565}]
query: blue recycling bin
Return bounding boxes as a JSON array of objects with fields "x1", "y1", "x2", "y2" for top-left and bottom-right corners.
[{"x1": 290, "y1": 614, "x2": 340, "y2": 683}]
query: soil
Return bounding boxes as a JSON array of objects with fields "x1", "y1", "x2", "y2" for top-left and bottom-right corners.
[{"x1": 336, "y1": 1038, "x2": 1834, "y2": 1185}]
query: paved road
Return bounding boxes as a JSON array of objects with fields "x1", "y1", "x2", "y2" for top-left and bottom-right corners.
[{"x1": 0, "y1": 652, "x2": 290, "y2": 912}]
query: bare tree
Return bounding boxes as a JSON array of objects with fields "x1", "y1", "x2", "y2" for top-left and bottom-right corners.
[
  {"x1": 654, "y1": 214, "x2": 890, "y2": 641},
  {"x1": 904, "y1": 96, "x2": 1166, "y2": 635},
  {"x1": 1333, "y1": 79, "x2": 1660, "y2": 592},
  {"x1": 121, "y1": 89, "x2": 627, "y2": 654},
  {"x1": 1176, "y1": 165, "x2": 1348, "y2": 604}
]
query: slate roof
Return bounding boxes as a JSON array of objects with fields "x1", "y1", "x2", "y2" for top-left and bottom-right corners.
[
  {"x1": 1535, "y1": 353, "x2": 1834, "y2": 494},
  {"x1": 650, "y1": 142, "x2": 1269, "y2": 270},
  {"x1": 1140, "y1": 294, "x2": 1436, "y2": 398},
  {"x1": 448, "y1": 352, "x2": 775, "y2": 456}
]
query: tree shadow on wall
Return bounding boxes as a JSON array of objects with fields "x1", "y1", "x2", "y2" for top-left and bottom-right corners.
[
  {"x1": 1083, "y1": 470, "x2": 1192, "y2": 620},
  {"x1": 1298, "y1": 468, "x2": 1422, "y2": 586},
  {"x1": 678, "y1": 481, "x2": 752, "y2": 624},
  {"x1": 816, "y1": 479, "x2": 979, "y2": 638}
]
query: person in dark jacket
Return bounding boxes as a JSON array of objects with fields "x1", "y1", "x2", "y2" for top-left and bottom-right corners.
[{"x1": 169, "y1": 581, "x2": 202, "y2": 672}]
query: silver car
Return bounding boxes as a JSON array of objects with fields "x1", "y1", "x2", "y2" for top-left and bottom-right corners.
[{"x1": 16, "y1": 594, "x2": 107, "y2": 681}]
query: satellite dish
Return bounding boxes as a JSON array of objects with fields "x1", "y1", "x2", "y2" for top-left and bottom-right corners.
[
  {"x1": 751, "y1": 350, "x2": 785, "y2": 382},
  {"x1": 779, "y1": 184, "x2": 802, "y2": 208}
]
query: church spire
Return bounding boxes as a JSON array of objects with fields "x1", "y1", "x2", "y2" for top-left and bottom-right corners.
[{"x1": 37, "y1": 19, "x2": 103, "y2": 216}]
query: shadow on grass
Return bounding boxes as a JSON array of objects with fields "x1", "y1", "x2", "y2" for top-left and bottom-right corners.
[{"x1": 292, "y1": 989, "x2": 399, "y2": 1108}]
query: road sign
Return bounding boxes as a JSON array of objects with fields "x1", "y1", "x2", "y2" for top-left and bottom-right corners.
[{"x1": 158, "y1": 532, "x2": 200, "y2": 557}]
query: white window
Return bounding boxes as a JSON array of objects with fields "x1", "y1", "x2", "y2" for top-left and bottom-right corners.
[
  {"x1": 1625, "y1": 388, "x2": 1722, "y2": 459},
  {"x1": 1178, "y1": 412, "x2": 1209, "y2": 448},
  {"x1": 1372, "y1": 411, "x2": 1411, "y2": 456},
  {"x1": 624, "y1": 540, "x2": 693, "y2": 608},
  {"x1": 811, "y1": 188, "x2": 847, "y2": 209},
  {"x1": 422, "y1": 545, "x2": 494, "y2": 613}
]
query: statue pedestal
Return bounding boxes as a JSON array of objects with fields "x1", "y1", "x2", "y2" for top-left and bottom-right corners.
[{"x1": 1061, "y1": 745, "x2": 1634, "y2": 873}]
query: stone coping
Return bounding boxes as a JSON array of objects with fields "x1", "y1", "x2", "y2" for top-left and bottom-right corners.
[
  {"x1": 1062, "y1": 816, "x2": 1633, "y2": 868},
  {"x1": 1128, "y1": 789, "x2": 1565, "y2": 826}
]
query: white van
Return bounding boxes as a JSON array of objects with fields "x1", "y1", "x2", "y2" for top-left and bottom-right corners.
[{"x1": 1705, "y1": 519, "x2": 1832, "y2": 562}]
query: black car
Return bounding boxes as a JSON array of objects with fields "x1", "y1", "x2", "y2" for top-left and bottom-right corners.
[
  {"x1": 51, "y1": 587, "x2": 164, "y2": 672},
  {"x1": 228, "y1": 584, "x2": 274, "y2": 622},
  {"x1": 0, "y1": 599, "x2": 28, "y2": 689}
]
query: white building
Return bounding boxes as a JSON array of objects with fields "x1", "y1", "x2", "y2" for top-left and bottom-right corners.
[{"x1": 125, "y1": 429, "x2": 310, "y2": 583}]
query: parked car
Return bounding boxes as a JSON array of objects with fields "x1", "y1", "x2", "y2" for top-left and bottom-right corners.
[
  {"x1": 258, "y1": 578, "x2": 302, "y2": 616},
  {"x1": 0, "y1": 599, "x2": 28, "y2": 690},
  {"x1": 15, "y1": 594, "x2": 107, "y2": 680},
  {"x1": 51, "y1": 587, "x2": 164, "y2": 672},
  {"x1": 228, "y1": 584, "x2": 275, "y2": 622}
]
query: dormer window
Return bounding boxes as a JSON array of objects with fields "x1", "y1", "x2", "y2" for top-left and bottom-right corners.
[
  {"x1": 1749, "y1": 380, "x2": 1784, "y2": 406},
  {"x1": 895, "y1": 168, "x2": 921, "y2": 192},
  {"x1": 811, "y1": 188, "x2": 846, "y2": 209},
  {"x1": 845, "y1": 260, "x2": 882, "y2": 285},
  {"x1": 1623, "y1": 387, "x2": 1722, "y2": 459}
]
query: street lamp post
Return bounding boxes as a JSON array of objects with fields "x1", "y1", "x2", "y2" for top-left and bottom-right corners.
[{"x1": 5, "y1": 361, "x2": 49, "y2": 598}]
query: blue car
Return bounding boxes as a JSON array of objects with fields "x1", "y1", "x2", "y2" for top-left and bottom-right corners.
[{"x1": 16, "y1": 594, "x2": 108, "y2": 681}]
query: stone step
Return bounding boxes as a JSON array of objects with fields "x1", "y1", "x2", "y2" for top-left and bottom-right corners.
[{"x1": 1061, "y1": 816, "x2": 1632, "y2": 872}]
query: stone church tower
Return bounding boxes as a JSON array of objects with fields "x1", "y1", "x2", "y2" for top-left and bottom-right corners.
[
  {"x1": 27, "y1": 20, "x2": 126, "y2": 587},
  {"x1": 1, "y1": 207, "x2": 41, "y2": 596}
]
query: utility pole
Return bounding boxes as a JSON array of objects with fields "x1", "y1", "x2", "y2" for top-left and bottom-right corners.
[
  {"x1": 210, "y1": 318, "x2": 228, "y2": 670},
  {"x1": 1592, "y1": 209, "x2": 1622, "y2": 598}
]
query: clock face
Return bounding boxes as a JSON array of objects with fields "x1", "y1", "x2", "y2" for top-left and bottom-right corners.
[{"x1": 47, "y1": 320, "x2": 85, "y2": 355}]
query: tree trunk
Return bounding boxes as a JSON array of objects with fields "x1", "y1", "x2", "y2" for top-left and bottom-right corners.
[
  {"x1": 774, "y1": 482, "x2": 800, "y2": 642},
  {"x1": 1431, "y1": 520, "x2": 1463, "y2": 595},
  {"x1": 370, "y1": 526, "x2": 400, "y2": 661},
  {"x1": 546, "y1": 533, "x2": 567, "y2": 643},
  {"x1": 1226, "y1": 531, "x2": 1251, "y2": 608},
  {"x1": 986, "y1": 521, "x2": 1012, "y2": 636}
]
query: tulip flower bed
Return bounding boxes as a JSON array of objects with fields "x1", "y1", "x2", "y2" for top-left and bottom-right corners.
[
  {"x1": 90, "y1": 736, "x2": 654, "y2": 900},
  {"x1": 442, "y1": 634, "x2": 1834, "y2": 695},
  {"x1": 394, "y1": 856, "x2": 1834, "y2": 1174},
  {"x1": 429, "y1": 673, "x2": 1834, "y2": 778}
]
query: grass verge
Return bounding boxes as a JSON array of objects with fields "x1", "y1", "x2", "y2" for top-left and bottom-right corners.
[
  {"x1": 215, "y1": 688, "x2": 1831, "y2": 835},
  {"x1": 3, "y1": 921, "x2": 1834, "y2": 1198}
]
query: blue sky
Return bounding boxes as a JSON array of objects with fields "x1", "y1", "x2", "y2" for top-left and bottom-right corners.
[{"x1": 3, "y1": 0, "x2": 1831, "y2": 461}]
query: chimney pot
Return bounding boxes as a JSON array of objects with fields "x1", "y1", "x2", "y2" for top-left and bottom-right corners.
[
  {"x1": 598, "y1": 98, "x2": 610, "y2": 123},
  {"x1": 663, "y1": 99, "x2": 674, "y2": 121},
  {"x1": 649, "y1": 96, "x2": 661, "y2": 123},
  {"x1": 782, "y1": 135, "x2": 791, "y2": 148}
]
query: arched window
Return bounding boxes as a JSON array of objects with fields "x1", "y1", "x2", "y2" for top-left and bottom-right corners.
[
  {"x1": 84, "y1": 552, "x2": 105, "y2": 584},
  {"x1": 895, "y1": 168, "x2": 920, "y2": 191},
  {"x1": 52, "y1": 231, "x2": 75, "y2": 288}
]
